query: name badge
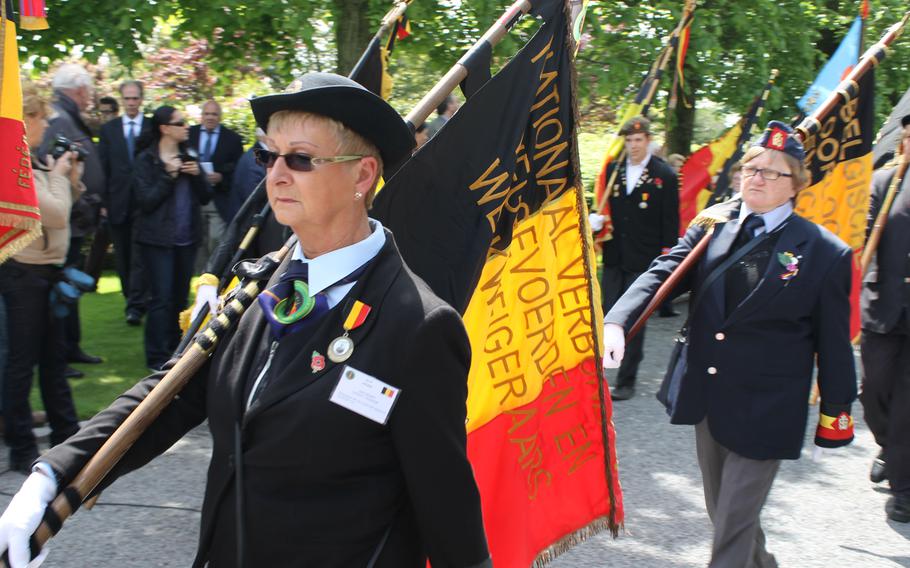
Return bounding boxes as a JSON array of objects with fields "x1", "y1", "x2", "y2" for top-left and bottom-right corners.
[{"x1": 330, "y1": 366, "x2": 401, "y2": 425}]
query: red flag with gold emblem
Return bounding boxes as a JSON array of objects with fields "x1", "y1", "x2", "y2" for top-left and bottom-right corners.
[
  {"x1": 373, "y1": 1, "x2": 622, "y2": 565},
  {"x1": 0, "y1": 0, "x2": 39, "y2": 263},
  {"x1": 796, "y1": 69, "x2": 876, "y2": 340}
]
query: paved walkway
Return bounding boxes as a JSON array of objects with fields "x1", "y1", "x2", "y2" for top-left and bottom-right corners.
[{"x1": 0, "y1": 311, "x2": 907, "y2": 566}]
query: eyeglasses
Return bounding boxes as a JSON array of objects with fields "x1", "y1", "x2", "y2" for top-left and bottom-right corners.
[
  {"x1": 742, "y1": 166, "x2": 792, "y2": 181},
  {"x1": 254, "y1": 148, "x2": 364, "y2": 172},
  {"x1": 167, "y1": 120, "x2": 187, "y2": 127}
]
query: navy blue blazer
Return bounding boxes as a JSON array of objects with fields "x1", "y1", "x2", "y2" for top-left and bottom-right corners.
[{"x1": 605, "y1": 198, "x2": 857, "y2": 460}]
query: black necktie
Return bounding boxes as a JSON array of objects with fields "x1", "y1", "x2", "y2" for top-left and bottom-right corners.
[
  {"x1": 203, "y1": 129, "x2": 215, "y2": 161},
  {"x1": 732, "y1": 214, "x2": 765, "y2": 251},
  {"x1": 126, "y1": 121, "x2": 136, "y2": 162}
]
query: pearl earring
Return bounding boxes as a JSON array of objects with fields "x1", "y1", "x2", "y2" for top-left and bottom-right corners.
[{"x1": 354, "y1": 192, "x2": 363, "y2": 200}]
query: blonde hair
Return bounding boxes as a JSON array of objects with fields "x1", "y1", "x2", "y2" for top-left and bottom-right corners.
[
  {"x1": 267, "y1": 110, "x2": 383, "y2": 207},
  {"x1": 21, "y1": 82, "x2": 49, "y2": 118},
  {"x1": 740, "y1": 146, "x2": 810, "y2": 192}
]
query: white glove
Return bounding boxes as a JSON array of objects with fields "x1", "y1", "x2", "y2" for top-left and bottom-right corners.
[
  {"x1": 0, "y1": 470, "x2": 56, "y2": 568},
  {"x1": 588, "y1": 213, "x2": 606, "y2": 232},
  {"x1": 190, "y1": 284, "x2": 219, "y2": 321},
  {"x1": 602, "y1": 323, "x2": 626, "y2": 369}
]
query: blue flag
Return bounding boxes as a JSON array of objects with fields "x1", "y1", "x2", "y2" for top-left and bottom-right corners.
[{"x1": 797, "y1": 17, "x2": 862, "y2": 115}]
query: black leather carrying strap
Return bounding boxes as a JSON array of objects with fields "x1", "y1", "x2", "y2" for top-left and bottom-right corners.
[{"x1": 678, "y1": 226, "x2": 777, "y2": 338}]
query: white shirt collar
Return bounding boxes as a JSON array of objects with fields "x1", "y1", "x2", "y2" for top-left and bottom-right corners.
[
  {"x1": 738, "y1": 199, "x2": 793, "y2": 234},
  {"x1": 625, "y1": 152, "x2": 651, "y2": 194},
  {"x1": 202, "y1": 125, "x2": 221, "y2": 135},
  {"x1": 291, "y1": 218, "x2": 386, "y2": 297},
  {"x1": 122, "y1": 114, "x2": 143, "y2": 127}
]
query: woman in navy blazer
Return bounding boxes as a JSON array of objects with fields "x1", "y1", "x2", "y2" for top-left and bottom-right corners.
[{"x1": 602, "y1": 121, "x2": 857, "y2": 567}]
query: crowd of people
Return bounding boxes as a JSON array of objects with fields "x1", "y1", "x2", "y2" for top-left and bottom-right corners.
[{"x1": 0, "y1": 60, "x2": 906, "y2": 568}]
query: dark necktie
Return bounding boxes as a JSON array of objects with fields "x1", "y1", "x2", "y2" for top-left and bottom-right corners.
[
  {"x1": 203, "y1": 129, "x2": 215, "y2": 162},
  {"x1": 126, "y1": 121, "x2": 136, "y2": 162},
  {"x1": 725, "y1": 214, "x2": 768, "y2": 315},
  {"x1": 732, "y1": 214, "x2": 765, "y2": 251}
]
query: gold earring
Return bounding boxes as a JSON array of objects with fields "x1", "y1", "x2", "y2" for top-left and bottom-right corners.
[{"x1": 354, "y1": 192, "x2": 363, "y2": 200}]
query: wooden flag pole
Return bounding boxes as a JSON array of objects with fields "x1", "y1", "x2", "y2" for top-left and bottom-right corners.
[
  {"x1": 861, "y1": 155, "x2": 908, "y2": 275},
  {"x1": 404, "y1": 0, "x2": 533, "y2": 129}
]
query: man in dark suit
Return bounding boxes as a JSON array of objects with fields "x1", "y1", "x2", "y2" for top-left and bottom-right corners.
[
  {"x1": 189, "y1": 100, "x2": 244, "y2": 271},
  {"x1": 589, "y1": 116, "x2": 679, "y2": 400},
  {"x1": 98, "y1": 80, "x2": 151, "y2": 325},
  {"x1": 861, "y1": 114, "x2": 910, "y2": 523},
  {"x1": 602, "y1": 121, "x2": 857, "y2": 566}
]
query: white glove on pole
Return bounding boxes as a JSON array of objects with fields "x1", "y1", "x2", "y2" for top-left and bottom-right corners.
[
  {"x1": 602, "y1": 323, "x2": 626, "y2": 369},
  {"x1": 0, "y1": 470, "x2": 56, "y2": 568},
  {"x1": 190, "y1": 283, "x2": 219, "y2": 321},
  {"x1": 588, "y1": 213, "x2": 606, "y2": 232}
]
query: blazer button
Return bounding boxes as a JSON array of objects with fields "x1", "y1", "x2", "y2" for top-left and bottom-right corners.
[
  {"x1": 707, "y1": 366, "x2": 718, "y2": 375},
  {"x1": 715, "y1": 332, "x2": 725, "y2": 341}
]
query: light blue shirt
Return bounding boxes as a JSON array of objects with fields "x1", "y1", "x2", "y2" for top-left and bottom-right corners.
[
  {"x1": 121, "y1": 113, "x2": 143, "y2": 140},
  {"x1": 738, "y1": 199, "x2": 794, "y2": 236},
  {"x1": 290, "y1": 218, "x2": 386, "y2": 309},
  {"x1": 199, "y1": 126, "x2": 221, "y2": 160}
]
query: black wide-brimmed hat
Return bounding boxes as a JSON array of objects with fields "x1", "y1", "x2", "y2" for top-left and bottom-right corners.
[{"x1": 250, "y1": 72, "x2": 415, "y2": 169}]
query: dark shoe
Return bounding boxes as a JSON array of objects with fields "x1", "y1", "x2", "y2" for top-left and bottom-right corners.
[
  {"x1": 32, "y1": 411, "x2": 47, "y2": 427},
  {"x1": 9, "y1": 451, "x2": 39, "y2": 473},
  {"x1": 871, "y1": 451, "x2": 887, "y2": 484},
  {"x1": 64, "y1": 366, "x2": 85, "y2": 379},
  {"x1": 68, "y1": 349, "x2": 102, "y2": 364},
  {"x1": 886, "y1": 494, "x2": 910, "y2": 523},
  {"x1": 125, "y1": 311, "x2": 142, "y2": 326},
  {"x1": 611, "y1": 385, "x2": 635, "y2": 401}
]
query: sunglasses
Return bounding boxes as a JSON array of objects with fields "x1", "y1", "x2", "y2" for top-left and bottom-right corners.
[
  {"x1": 254, "y1": 148, "x2": 363, "y2": 172},
  {"x1": 168, "y1": 120, "x2": 187, "y2": 127}
]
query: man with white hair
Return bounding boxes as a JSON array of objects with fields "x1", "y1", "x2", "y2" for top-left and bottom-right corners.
[{"x1": 41, "y1": 63, "x2": 106, "y2": 368}]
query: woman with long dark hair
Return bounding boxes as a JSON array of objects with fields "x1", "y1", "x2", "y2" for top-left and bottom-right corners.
[{"x1": 133, "y1": 106, "x2": 211, "y2": 370}]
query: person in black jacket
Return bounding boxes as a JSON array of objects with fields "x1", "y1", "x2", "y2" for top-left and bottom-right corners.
[
  {"x1": 133, "y1": 106, "x2": 212, "y2": 370},
  {"x1": 602, "y1": 121, "x2": 856, "y2": 567},
  {"x1": 589, "y1": 116, "x2": 680, "y2": 400},
  {"x1": 0, "y1": 73, "x2": 491, "y2": 568},
  {"x1": 860, "y1": 114, "x2": 910, "y2": 522}
]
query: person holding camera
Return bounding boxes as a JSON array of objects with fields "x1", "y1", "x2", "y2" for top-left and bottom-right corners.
[
  {"x1": 0, "y1": 85, "x2": 83, "y2": 472},
  {"x1": 133, "y1": 106, "x2": 212, "y2": 370}
]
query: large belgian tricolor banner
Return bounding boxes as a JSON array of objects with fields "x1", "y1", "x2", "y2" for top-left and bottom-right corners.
[
  {"x1": 0, "y1": 0, "x2": 39, "y2": 263},
  {"x1": 796, "y1": 70, "x2": 875, "y2": 340},
  {"x1": 372, "y1": 1, "x2": 623, "y2": 565}
]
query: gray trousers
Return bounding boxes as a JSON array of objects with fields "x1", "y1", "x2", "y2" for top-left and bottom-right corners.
[{"x1": 695, "y1": 420, "x2": 780, "y2": 568}]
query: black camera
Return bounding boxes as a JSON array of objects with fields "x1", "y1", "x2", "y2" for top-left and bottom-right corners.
[
  {"x1": 51, "y1": 135, "x2": 87, "y2": 162},
  {"x1": 178, "y1": 152, "x2": 198, "y2": 163}
]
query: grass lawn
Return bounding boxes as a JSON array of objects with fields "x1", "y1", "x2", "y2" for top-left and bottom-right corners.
[{"x1": 30, "y1": 272, "x2": 168, "y2": 419}]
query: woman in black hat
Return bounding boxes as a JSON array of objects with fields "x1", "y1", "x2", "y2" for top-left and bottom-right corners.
[
  {"x1": 0, "y1": 73, "x2": 491, "y2": 568},
  {"x1": 601, "y1": 121, "x2": 857, "y2": 567}
]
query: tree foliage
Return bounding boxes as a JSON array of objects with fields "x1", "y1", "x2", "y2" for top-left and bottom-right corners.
[{"x1": 17, "y1": 0, "x2": 910, "y2": 148}]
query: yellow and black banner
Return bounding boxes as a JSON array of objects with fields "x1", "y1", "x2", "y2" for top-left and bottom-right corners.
[
  {"x1": 796, "y1": 70, "x2": 875, "y2": 339},
  {"x1": 373, "y1": 1, "x2": 622, "y2": 565}
]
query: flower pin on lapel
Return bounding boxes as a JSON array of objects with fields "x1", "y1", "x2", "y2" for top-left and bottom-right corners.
[{"x1": 778, "y1": 252, "x2": 800, "y2": 282}]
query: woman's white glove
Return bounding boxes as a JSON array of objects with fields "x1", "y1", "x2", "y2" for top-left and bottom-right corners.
[
  {"x1": 190, "y1": 283, "x2": 219, "y2": 321},
  {"x1": 0, "y1": 470, "x2": 57, "y2": 567},
  {"x1": 602, "y1": 323, "x2": 626, "y2": 369},
  {"x1": 588, "y1": 213, "x2": 606, "y2": 232}
]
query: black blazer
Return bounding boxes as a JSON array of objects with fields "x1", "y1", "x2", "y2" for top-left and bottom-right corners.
[
  {"x1": 189, "y1": 124, "x2": 245, "y2": 222},
  {"x1": 40, "y1": 232, "x2": 491, "y2": 568},
  {"x1": 98, "y1": 116, "x2": 152, "y2": 225},
  {"x1": 602, "y1": 155, "x2": 680, "y2": 273},
  {"x1": 861, "y1": 166, "x2": 910, "y2": 334},
  {"x1": 131, "y1": 148, "x2": 212, "y2": 247},
  {"x1": 605, "y1": 198, "x2": 857, "y2": 460}
]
